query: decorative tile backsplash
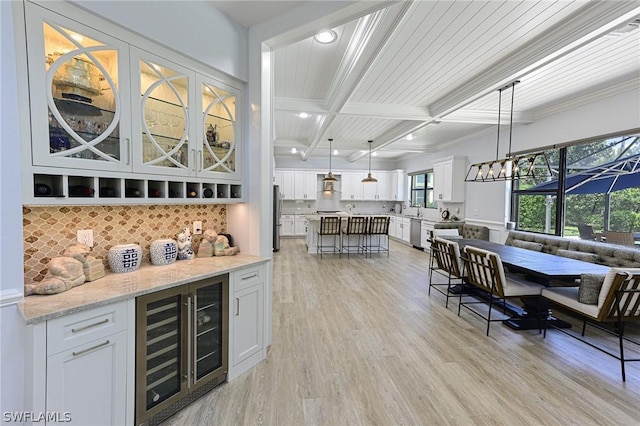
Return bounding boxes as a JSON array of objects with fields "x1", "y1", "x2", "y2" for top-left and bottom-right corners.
[{"x1": 23, "y1": 205, "x2": 227, "y2": 285}]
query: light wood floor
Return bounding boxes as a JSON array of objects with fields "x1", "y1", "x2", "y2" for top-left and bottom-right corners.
[{"x1": 163, "y1": 238, "x2": 640, "y2": 425}]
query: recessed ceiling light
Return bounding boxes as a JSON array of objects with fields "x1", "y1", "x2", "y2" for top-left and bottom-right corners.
[
  {"x1": 406, "y1": 134, "x2": 414, "y2": 141},
  {"x1": 314, "y1": 30, "x2": 337, "y2": 44},
  {"x1": 372, "y1": 152, "x2": 377, "y2": 157},
  {"x1": 333, "y1": 149, "x2": 338, "y2": 156},
  {"x1": 298, "y1": 112, "x2": 309, "y2": 118},
  {"x1": 291, "y1": 148, "x2": 297, "y2": 154}
]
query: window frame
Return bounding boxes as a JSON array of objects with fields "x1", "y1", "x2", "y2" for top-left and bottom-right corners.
[{"x1": 410, "y1": 171, "x2": 436, "y2": 208}]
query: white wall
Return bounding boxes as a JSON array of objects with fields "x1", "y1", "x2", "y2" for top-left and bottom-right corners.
[
  {"x1": 72, "y1": 0, "x2": 249, "y2": 81},
  {"x1": 1, "y1": 0, "x2": 27, "y2": 415},
  {"x1": 399, "y1": 88, "x2": 640, "y2": 230}
]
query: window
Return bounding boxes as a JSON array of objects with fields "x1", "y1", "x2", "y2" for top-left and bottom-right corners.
[
  {"x1": 511, "y1": 133, "x2": 640, "y2": 236},
  {"x1": 410, "y1": 172, "x2": 436, "y2": 208}
]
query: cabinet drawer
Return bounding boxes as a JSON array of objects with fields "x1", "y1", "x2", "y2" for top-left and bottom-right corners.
[
  {"x1": 47, "y1": 301, "x2": 128, "y2": 355},
  {"x1": 234, "y1": 265, "x2": 264, "y2": 292}
]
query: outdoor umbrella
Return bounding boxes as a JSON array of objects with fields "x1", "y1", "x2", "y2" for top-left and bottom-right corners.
[{"x1": 531, "y1": 153, "x2": 640, "y2": 194}]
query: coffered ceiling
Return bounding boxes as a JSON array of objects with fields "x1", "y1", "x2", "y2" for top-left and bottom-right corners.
[{"x1": 218, "y1": 1, "x2": 640, "y2": 164}]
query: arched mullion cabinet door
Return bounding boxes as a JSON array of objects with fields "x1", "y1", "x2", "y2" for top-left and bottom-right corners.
[
  {"x1": 25, "y1": 3, "x2": 132, "y2": 172},
  {"x1": 196, "y1": 74, "x2": 241, "y2": 181},
  {"x1": 130, "y1": 47, "x2": 197, "y2": 177}
]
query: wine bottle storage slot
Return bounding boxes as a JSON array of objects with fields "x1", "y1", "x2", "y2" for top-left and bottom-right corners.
[
  {"x1": 146, "y1": 343, "x2": 178, "y2": 362},
  {"x1": 146, "y1": 355, "x2": 179, "y2": 376},
  {"x1": 28, "y1": 174, "x2": 242, "y2": 204},
  {"x1": 147, "y1": 316, "x2": 178, "y2": 332},
  {"x1": 146, "y1": 329, "x2": 178, "y2": 347},
  {"x1": 146, "y1": 368, "x2": 178, "y2": 391}
]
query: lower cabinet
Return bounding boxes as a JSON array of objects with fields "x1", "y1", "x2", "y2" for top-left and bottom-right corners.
[
  {"x1": 25, "y1": 300, "x2": 133, "y2": 426},
  {"x1": 281, "y1": 215, "x2": 295, "y2": 236},
  {"x1": 228, "y1": 265, "x2": 266, "y2": 380}
]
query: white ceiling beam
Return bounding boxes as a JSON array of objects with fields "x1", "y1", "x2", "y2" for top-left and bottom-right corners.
[
  {"x1": 339, "y1": 102, "x2": 431, "y2": 121},
  {"x1": 273, "y1": 97, "x2": 327, "y2": 114},
  {"x1": 439, "y1": 109, "x2": 534, "y2": 125},
  {"x1": 428, "y1": 3, "x2": 640, "y2": 119},
  {"x1": 301, "y1": 2, "x2": 414, "y2": 160}
]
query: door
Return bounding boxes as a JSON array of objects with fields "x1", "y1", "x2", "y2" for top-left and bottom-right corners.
[
  {"x1": 135, "y1": 286, "x2": 188, "y2": 424},
  {"x1": 232, "y1": 284, "x2": 264, "y2": 366},
  {"x1": 46, "y1": 332, "x2": 127, "y2": 426},
  {"x1": 189, "y1": 277, "x2": 229, "y2": 391},
  {"x1": 26, "y1": 3, "x2": 132, "y2": 172}
]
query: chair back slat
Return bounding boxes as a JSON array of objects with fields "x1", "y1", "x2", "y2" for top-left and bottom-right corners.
[
  {"x1": 368, "y1": 216, "x2": 390, "y2": 235},
  {"x1": 432, "y1": 237, "x2": 462, "y2": 278},
  {"x1": 603, "y1": 231, "x2": 635, "y2": 246},
  {"x1": 319, "y1": 217, "x2": 341, "y2": 235},
  {"x1": 600, "y1": 273, "x2": 640, "y2": 322},
  {"x1": 345, "y1": 217, "x2": 369, "y2": 234},
  {"x1": 463, "y1": 246, "x2": 506, "y2": 296}
]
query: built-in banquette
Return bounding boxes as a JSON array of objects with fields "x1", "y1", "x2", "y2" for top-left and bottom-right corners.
[
  {"x1": 433, "y1": 222, "x2": 490, "y2": 241},
  {"x1": 505, "y1": 230, "x2": 640, "y2": 267}
]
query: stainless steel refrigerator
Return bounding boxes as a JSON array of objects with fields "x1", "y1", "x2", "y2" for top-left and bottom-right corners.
[{"x1": 273, "y1": 185, "x2": 282, "y2": 252}]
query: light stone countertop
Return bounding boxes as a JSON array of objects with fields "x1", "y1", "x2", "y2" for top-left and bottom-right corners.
[{"x1": 19, "y1": 254, "x2": 269, "y2": 324}]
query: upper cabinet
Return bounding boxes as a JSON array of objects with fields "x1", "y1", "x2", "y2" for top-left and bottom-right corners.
[
  {"x1": 20, "y1": 2, "x2": 243, "y2": 205},
  {"x1": 293, "y1": 171, "x2": 317, "y2": 200},
  {"x1": 433, "y1": 157, "x2": 466, "y2": 203},
  {"x1": 26, "y1": 5, "x2": 132, "y2": 173}
]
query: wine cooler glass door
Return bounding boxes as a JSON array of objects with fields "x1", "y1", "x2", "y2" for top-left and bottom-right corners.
[{"x1": 192, "y1": 277, "x2": 228, "y2": 386}]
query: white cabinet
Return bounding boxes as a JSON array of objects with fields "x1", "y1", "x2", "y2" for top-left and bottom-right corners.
[
  {"x1": 389, "y1": 170, "x2": 406, "y2": 201},
  {"x1": 281, "y1": 215, "x2": 295, "y2": 236},
  {"x1": 229, "y1": 265, "x2": 266, "y2": 379},
  {"x1": 421, "y1": 221, "x2": 435, "y2": 252},
  {"x1": 362, "y1": 171, "x2": 390, "y2": 200},
  {"x1": 389, "y1": 216, "x2": 397, "y2": 238},
  {"x1": 20, "y1": 2, "x2": 243, "y2": 205},
  {"x1": 294, "y1": 215, "x2": 306, "y2": 236},
  {"x1": 294, "y1": 171, "x2": 317, "y2": 200},
  {"x1": 401, "y1": 217, "x2": 411, "y2": 243},
  {"x1": 276, "y1": 170, "x2": 295, "y2": 200},
  {"x1": 40, "y1": 301, "x2": 131, "y2": 426},
  {"x1": 340, "y1": 172, "x2": 363, "y2": 200},
  {"x1": 433, "y1": 157, "x2": 466, "y2": 202}
]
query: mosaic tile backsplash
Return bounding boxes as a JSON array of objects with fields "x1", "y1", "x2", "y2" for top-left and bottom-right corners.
[{"x1": 23, "y1": 205, "x2": 227, "y2": 285}]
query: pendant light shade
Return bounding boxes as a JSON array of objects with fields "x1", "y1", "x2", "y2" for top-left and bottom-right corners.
[
  {"x1": 323, "y1": 138, "x2": 338, "y2": 182},
  {"x1": 362, "y1": 140, "x2": 378, "y2": 183}
]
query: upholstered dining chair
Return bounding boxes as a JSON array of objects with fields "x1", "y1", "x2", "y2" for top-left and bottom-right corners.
[
  {"x1": 603, "y1": 231, "x2": 635, "y2": 247},
  {"x1": 429, "y1": 237, "x2": 464, "y2": 308},
  {"x1": 341, "y1": 216, "x2": 368, "y2": 257},
  {"x1": 317, "y1": 216, "x2": 341, "y2": 258},
  {"x1": 367, "y1": 216, "x2": 390, "y2": 257},
  {"x1": 460, "y1": 245, "x2": 546, "y2": 335}
]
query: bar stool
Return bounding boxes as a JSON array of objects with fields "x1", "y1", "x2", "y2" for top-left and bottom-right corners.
[
  {"x1": 367, "y1": 216, "x2": 390, "y2": 257},
  {"x1": 317, "y1": 216, "x2": 341, "y2": 258},
  {"x1": 341, "y1": 216, "x2": 369, "y2": 258}
]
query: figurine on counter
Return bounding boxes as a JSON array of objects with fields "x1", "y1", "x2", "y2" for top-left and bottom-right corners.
[
  {"x1": 25, "y1": 242, "x2": 104, "y2": 296},
  {"x1": 196, "y1": 228, "x2": 239, "y2": 257},
  {"x1": 176, "y1": 227, "x2": 194, "y2": 260}
]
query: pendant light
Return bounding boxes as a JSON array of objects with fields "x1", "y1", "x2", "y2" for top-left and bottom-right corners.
[
  {"x1": 362, "y1": 140, "x2": 378, "y2": 183},
  {"x1": 323, "y1": 138, "x2": 337, "y2": 182}
]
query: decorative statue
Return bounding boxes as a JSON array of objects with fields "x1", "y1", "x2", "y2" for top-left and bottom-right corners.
[
  {"x1": 176, "y1": 227, "x2": 194, "y2": 260},
  {"x1": 25, "y1": 242, "x2": 99, "y2": 296},
  {"x1": 197, "y1": 229, "x2": 216, "y2": 257}
]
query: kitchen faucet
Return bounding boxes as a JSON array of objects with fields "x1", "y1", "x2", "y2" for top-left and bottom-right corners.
[{"x1": 416, "y1": 206, "x2": 421, "y2": 217}]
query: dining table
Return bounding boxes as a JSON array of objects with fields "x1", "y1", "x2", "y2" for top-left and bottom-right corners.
[{"x1": 448, "y1": 238, "x2": 611, "y2": 330}]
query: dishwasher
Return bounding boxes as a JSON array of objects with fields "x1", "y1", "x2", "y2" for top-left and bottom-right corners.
[{"x1": 410, "y1": 218, "x2": 422, "y2": 249}]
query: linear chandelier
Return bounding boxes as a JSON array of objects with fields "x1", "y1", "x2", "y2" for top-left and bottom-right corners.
[{"x1": 465, "y1": 81, "x2": 553, "y2": 182}]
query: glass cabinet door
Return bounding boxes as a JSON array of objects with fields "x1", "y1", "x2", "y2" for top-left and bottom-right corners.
[
  {"x1": 25, "y1": 4, "x2": 131, "y2": 171},
  {"x1": 197, "y1": 75, "x2": 241, "y2": 179},
  {"x1": 131, "y1": 48, "x2": 196, "y2": 177}
]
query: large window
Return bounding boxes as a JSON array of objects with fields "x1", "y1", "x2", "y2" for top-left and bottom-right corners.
[
  {"x1": 410, "y1": 172, "x2": 436, "y2": 208},
  {"x1": 511, "y1": 133, "x2": 640, "y2": 236}
]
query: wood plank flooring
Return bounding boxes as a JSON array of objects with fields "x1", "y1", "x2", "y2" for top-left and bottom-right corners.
[{"x1": 162, "y1": 238, "x2": 640, "y2": 425}]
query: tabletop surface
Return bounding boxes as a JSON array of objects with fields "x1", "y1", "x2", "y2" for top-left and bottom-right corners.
[{"x1": 453, "y1": 238, "x2": 610, "y2": 280}]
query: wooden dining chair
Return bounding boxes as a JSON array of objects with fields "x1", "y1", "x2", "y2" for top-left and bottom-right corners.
[
  {"x1": 460, "y1": 245, "x2": 546, "y2": 335},
  {"x1": 603, "y1": 231, "x2": 635, "y2": 247},
  {"x1": 429, "y1": 237, "x2": 464, "y2": 308}
]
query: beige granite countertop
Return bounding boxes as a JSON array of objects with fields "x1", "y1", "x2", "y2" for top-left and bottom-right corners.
[{"x1": 19, "y1": 253, "x2": 269, "y2": 324}]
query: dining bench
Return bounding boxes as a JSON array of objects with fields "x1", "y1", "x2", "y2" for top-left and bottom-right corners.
[{"x1": 541, "y1": 268, "x2": 640, "y2": 381}]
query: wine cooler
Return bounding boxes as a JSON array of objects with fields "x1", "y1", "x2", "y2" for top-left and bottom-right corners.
[{"x1": 135, "y1": 275, "x2": 228, "y2": 426}]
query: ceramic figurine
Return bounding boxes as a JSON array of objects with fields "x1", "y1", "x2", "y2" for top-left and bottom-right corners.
[
  {"x1": 197, "y1": 229, "x2": 216, "y2": 257},
  {"x1": 176, "y1": 227, "x2": 194, "y2": 260},
  {"x1": 24, "y1": 242, "x2": 93, "y2": 296}
]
